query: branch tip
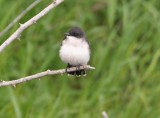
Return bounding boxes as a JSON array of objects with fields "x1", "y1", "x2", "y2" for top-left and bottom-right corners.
[
  {"x1": 19, "y1": 23, "x2": 23, "y2": 26},
  {"x1": 17, "y1": 34, "x2": 21, "y2": 40},
  {"x1": 102, "y1": 111, "x2": 108, "y2": 118},
  {"x1": 12, "y1": 84, "x2": 16, "y2": 88},
  {"x1": 88, "y1": 66, "x2": 95, "y2": 69}
]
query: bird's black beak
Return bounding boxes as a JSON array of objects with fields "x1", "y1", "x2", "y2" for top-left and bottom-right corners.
[{"x1": 64, "y1": 33, "x2": 70, "y2": 36}]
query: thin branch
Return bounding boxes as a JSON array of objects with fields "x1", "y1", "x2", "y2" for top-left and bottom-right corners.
[
  {"x1": 102, "y1": 111, "x2": 108, "y2": 118},
  {"x1": 0, "y1": 0, "x2": 41, "y2": 37},
  {"x1": 0, "y1": 65, "x2": 95, "y2": 87},
  {"x1": 0, "y1": 0, "x2": 64, "y2": 53}
]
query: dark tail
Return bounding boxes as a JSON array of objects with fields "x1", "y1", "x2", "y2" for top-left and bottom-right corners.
[{"x1": 66, "y1": 64, "x2": 86, "y2": 76}]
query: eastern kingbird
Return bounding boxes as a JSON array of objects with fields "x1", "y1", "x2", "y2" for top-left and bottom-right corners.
[{"x1": 59, "y1": 27, "x2": 90, "y2": 76}]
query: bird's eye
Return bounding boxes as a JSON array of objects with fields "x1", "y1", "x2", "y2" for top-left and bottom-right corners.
[{"x1": 73, "y1": 33, "x2": 79, "y2": 36}]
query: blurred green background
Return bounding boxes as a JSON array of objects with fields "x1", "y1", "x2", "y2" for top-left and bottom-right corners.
[{"x1": 0, "y1": 0, "x2": 160, "y2": 118}]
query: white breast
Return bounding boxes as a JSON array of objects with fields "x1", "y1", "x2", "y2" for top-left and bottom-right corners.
[{"x1": 59, "y1": 36, "x2": 90, "y2": 65}]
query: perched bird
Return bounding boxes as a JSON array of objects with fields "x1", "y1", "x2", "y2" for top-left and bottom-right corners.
[{"x1": 59, "y1": 27, "x2": 90, "y2": 76}]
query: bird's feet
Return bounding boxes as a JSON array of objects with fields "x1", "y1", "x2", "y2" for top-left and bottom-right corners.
[
  {"x1": 75, "y1": 65, "x2": 87, "y2": 77},
  {"x1": 65, "y1": 64, "x2": 87, "y2": 77}
]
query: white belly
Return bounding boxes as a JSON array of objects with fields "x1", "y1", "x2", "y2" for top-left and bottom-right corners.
[{"x1": 59, "y1": 36, "x2": 90, "y2": 65}]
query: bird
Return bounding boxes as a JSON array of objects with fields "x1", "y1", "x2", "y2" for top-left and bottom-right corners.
[{"x1": 59, "y1": 27, "x2": 90, "y2": 76}]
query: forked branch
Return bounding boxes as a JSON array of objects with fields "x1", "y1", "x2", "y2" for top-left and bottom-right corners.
[
  {"x1": 0, "y1": 0, "x2": 64, "y2": 53},
  {"x1": 0, "y1": 0, "x2": 41, "y2": 37}
]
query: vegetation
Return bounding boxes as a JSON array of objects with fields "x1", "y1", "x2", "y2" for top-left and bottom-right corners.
[{"x1": 0, "y1": 0, "x2": 160, "y2": 118}]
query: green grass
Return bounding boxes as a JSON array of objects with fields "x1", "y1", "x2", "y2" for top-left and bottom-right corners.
[{"x1": 0, "y1": 0, "x2": 160, "y2": 118}]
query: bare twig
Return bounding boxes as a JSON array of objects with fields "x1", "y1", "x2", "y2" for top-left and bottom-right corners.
[
  {"x1": 102, "y1": 111, "x2": 108, "y2": 118},
  {"x1": 0, "y1": 65, "x2": 95, "y2": 87},
  {"x1": 0, "y1": 0, "x2": 64, "y2": 53},
  {"x1": 0, "y1": 0, "x2": 41, "y2": 37}
]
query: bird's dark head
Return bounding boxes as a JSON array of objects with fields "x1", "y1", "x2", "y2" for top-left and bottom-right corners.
[{"x1": 65, "y1": 27, "x2": 85, "y2": 38}]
